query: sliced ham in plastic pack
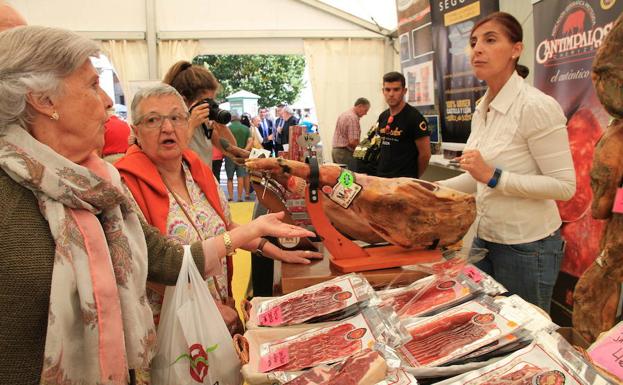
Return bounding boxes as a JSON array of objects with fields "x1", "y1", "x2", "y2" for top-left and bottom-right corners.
[
  {"x1": 435, "y1": 331, "x2": 613, "y2": 385},
  {"x1": 378, "y1": 274, "x2": 480, "y2": 319},
  {"x1": 446, "y1": 295, "x2": 559, "y2": 366},
  {"x1": 258, "y1": 306, "x2": 410, "y2": 373},
  {"x1": 398, "y1": 297, "x2": 525, "y2": 368},
  {"x1": 255, "y1": 274, "x2": 377, "y2": 327},
  {"x1": 282, "y1": 349, "x2": 388, "y2": 385},
  {"x1": 403, "y1": 247, "x2": 487, "y2": 278}
]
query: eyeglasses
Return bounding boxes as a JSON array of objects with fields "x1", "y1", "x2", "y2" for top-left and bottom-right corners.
[{"x1": 137, "y1": 113, "x2": 189, "y2": 130}]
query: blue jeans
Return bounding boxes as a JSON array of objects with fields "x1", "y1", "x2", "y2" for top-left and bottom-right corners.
[{"x1": 472, "y1": 229, "x2": 564, "y2": 313}]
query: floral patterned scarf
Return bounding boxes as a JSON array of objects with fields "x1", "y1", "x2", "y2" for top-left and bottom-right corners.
[{"x1": 0, "y1": 125, "x2": 156, "y2": 385}]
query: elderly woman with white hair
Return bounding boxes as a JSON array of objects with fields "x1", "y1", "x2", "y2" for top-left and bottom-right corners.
[
  {"x1": 115, "y1": 84, "x2": 321, "y2": 338},
  {"x1": 0, "y1": 26, "x2": 315, "y2": 385}
]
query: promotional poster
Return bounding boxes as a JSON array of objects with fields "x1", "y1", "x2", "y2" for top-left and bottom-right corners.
[
  {"x1": 533, "y1": 0, "x2": 621, "y2": 321},
  {"x1": 397, "y1": 0, "x2": 437, "y2": 116},
  {"x1": 430, "y1": 0, "x2": 499, "y2": 143},
  {"x1": 534, "y1": 0, "x2": 620, "y2": 277}
]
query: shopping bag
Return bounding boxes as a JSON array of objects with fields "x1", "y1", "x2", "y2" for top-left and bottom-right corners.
[{"x1": 151, "y1": 246, "x2": 242, "y2": 385}]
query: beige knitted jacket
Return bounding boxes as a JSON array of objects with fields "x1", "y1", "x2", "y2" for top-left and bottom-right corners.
[{"x1": 0, "y1": 168, "x2": 206, "y2": 385}]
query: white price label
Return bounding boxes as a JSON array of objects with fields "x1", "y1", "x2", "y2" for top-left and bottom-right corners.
[{"x1": 249, "y1": 148, "x2": 272, "y2": 159}]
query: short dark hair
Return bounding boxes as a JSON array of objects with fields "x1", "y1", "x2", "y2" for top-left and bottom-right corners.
[
  {"x1": 354, "y1": 97, "x2": 370, "y2": 107},
  {"x1": 383, "y1": 71, "x2": 406, "y2": 88}
]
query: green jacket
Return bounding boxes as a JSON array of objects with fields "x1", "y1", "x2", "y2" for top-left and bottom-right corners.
[{"x1": 0, "y1": 168, "x2": 206, "y2": 385}]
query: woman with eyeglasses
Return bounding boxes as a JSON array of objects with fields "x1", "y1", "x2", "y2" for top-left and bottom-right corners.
[
  {"x1": 0, "y1": 27, "x2": 317, "y2": 385},
  {"x1": 115, "y1": 84, "x2": 322, "y2": 384},
  {"x1": 115, "y1": 84, "x2": 322, "y2": 324}
]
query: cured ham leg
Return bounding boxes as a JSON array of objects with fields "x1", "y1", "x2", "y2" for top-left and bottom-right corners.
[{"x1": 246, "y1": 157, "x2": 476, "y2": 249}]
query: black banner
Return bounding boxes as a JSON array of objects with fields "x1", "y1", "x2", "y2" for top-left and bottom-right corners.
[{"x1": 430, "y1": 0, "x2": 499, "y2": 143}]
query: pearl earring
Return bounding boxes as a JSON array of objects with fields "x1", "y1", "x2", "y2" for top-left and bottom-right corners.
[{"x1": 50, "y1": 111, "x2": 60, "y2": 120}]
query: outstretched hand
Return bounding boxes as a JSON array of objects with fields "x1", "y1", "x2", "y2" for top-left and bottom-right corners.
[
  {"x1": 277, "y1": 249, "x2": 323, "y2": 264},
  {"x1": 252, "y1": 211, "x2": 316, "y2": 239}
]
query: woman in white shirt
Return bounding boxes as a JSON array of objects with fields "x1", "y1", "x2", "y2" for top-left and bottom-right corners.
[{"x1": 439, "y1": 12, "x2": 576, "y2": 312}]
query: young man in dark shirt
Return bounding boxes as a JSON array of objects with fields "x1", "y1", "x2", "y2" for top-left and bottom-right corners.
[{"x1": 376, "y1": 71, "x2": 431, "y2": 178}]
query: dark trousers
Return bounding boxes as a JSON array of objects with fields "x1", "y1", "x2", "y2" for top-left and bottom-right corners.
[
  {"x1": 262, "y1": 141, "x2": 275, "y2": 156},
  {"x1": 212, "y1": 159, "x2": 223, "y2": 183},
  {"x1": 274, "y1": 143, "x2": 284, "y2": 154},
  {"x1": 250, "y1": 202, "x2": 275, "y2": 296}
]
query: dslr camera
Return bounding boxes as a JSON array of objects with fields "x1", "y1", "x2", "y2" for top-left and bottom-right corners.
[{"x1": 189, "y1": 98, "x2": 231, "y2": 139}]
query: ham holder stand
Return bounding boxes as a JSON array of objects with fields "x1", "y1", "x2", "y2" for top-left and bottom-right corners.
[{"x1": 304, "y1": 156, "x2": 442, "y2": 273}]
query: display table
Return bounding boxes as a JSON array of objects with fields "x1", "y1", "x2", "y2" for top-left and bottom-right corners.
[
  {"x1": 420, "y1": 154, "x2": 465, "y2": 182},
  {"x1": 280, "y1": 245, "x2": 428, "y2": 294}
]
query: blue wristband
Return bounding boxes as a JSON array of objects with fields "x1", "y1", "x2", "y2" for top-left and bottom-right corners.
[{"x1": 487, "y1": 168, "x2": 502, "y2": 188}]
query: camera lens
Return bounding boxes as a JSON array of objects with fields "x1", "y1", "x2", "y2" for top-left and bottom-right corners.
[{"x1": 214, "y1": 110, "x2": 231, "y2": 125}]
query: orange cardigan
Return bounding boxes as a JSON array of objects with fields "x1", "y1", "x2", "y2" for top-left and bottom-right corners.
[{"x1": 115, "y1": 145, "x2": 232, "y2": 292}]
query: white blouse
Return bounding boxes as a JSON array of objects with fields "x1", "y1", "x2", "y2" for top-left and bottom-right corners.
[{"x1": 439, "y1": 72, "x2": 576, "y2": 244}]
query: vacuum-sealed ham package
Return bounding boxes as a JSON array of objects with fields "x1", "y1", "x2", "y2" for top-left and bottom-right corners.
[
  {"x1": 398, "y1": 297, "x2": 524, "y2": 368},
  {"x1": 435, "y1": 331, "x2": 612, "y2": 385},
  {"x1": 247, "y1": 274, "x2": 377, "y2": 328}
]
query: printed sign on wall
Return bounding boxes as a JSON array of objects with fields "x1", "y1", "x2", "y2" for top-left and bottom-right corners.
[{"x1": 430, "y1": 0, "x2": 499, "y2": 144}]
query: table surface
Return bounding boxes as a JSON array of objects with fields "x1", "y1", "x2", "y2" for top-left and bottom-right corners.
[{"x1": 280, "y1": 245, "x2": 429, "y2": 294}]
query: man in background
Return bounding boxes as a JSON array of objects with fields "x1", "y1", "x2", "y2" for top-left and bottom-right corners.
[
  {"x1": 274, "y1": 104, "x2": 286, "y2": 153},
  {"x1": 0, "y1": 2, "x2": 26, "y2": 30},
  {"x1": 276, "y1": 105, "x2": 298, "y2": 152},
  {"x1": 258, "y1": 107, "x2": 275, "y2": 155},
  {"x1": 332, "y1": 97, "x2": 370, "y2": 169},
  {"x1": 224, "y1": 112, "x2": 252, "y2": 201},
  {"x1": 376, "y1": 71, "x2": 430, "y2": 178}
]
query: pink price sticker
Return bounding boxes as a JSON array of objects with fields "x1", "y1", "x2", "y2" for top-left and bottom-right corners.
[
  {"x1": 258, "y1": 306, "x2": 284, "y2": 326},
  {"x1": 613, "y1": 188, "x2": 623, "y2": 214},
  {"x1": 259, "y1": 348, "x2": 290, "y2": 372},
  {"x1": 463, "y1": 266, "x2": 484, "y2": 283},
  {"x1": 589, "y1": 325, "x2": 623, "y2": 380}
]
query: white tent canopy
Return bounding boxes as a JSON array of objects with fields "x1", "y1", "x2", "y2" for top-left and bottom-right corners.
[{"x1": 9, "y1": 0, "x2": 400, "y2": 161}]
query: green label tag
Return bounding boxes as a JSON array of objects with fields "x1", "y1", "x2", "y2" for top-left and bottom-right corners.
[{"x1": 339, "y1": 170, "x2": 354, "y2": 188}]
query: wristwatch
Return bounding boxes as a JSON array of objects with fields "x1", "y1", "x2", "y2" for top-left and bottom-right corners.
[{"x1": 487, "y1": 168, "x2": 502, "y2": 188}]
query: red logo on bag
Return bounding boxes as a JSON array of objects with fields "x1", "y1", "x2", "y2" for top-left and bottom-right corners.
[{"x1": 174, "y1": 343, "x2": 218, "y2": 383}]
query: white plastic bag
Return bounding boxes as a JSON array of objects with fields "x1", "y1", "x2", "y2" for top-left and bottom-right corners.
[{"x1": 151, "y1": 246, "x2": 242, "y2": 385}]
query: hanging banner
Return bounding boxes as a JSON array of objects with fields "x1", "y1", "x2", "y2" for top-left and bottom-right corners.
[
  {"x1": 430, "y1": 0, "x2": 499, "y2": 144},
  {"x1": 533, "y1": 0, "x2": 621, "y2": 280},
  {"x1": 396, "y1": 0, "x2": 436, "y2": 120}
]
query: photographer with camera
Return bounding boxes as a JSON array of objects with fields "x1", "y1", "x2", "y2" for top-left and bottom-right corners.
[{"x1": 163, "y1": 60, "x2": 236, "y2": 168}]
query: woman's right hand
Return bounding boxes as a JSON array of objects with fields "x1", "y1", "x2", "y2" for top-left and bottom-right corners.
[
  {"x1": 188, "y1": 101, "x2": 211, "y2": 131},
  {"x1": 251, "y1": 211, "x2": 315, "y2": 240}
]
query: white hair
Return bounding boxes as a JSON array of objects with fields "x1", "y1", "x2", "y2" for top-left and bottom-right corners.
[
  {"x1": 130, "y1": 83, "x2": 188, "y2": 125},
  {"x1": 0, "y1": 26, "x2": 100, "y2": 130}
]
